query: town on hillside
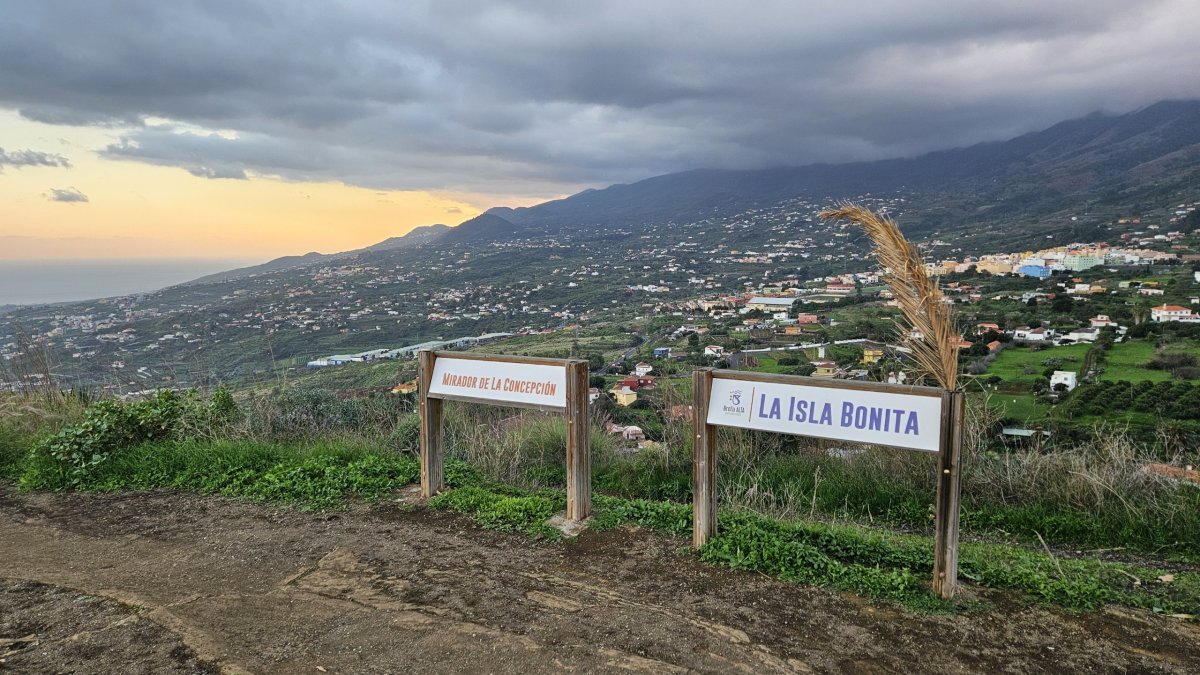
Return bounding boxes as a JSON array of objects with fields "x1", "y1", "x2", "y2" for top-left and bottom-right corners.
[{"x1": 4, "y1": 197, "x2": 1198, "y2": 449}]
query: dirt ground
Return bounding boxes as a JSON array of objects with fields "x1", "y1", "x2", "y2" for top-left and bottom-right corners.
[{"x1": 1, "y1": 486, "x2": 1198, "y2": 674}]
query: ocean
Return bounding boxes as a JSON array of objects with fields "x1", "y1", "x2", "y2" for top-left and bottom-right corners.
[{"x1": 0, "y1": 258, "x2": 260, "y2": 307}]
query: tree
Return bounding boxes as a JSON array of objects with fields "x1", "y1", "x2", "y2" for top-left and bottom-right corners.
[
  {"x1": 587, "y1": 353, "x2": 605, "y2": 371},
  {"x1": 1051, "y1": 296, "x2": 1073, "y2": 313}
]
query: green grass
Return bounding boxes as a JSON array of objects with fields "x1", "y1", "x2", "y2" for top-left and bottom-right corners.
[
  {"x1": 277, "y1": 360, "x2": 417, "y2": 391},
  {"x1": 16, "y1": 437, "x2": 432, "y2": 509},
  {"x1": 986, "y1": 343, "x2": 1091, "y2": 389},
  {"x1": 599, "y1": 449, "x2": 1200, "y2": 560},
  {"x1": 1099, "y1": 340, "x2": 1174, "y2": 383},
  {"x1": 986, "y1": 392, "x2": 1051, "y2": 421},
  {"x1": 0, "y1": 426, "x2": 31, "y2": 482},
  {"x1": 431, "y1": 481, "x2": 1200, "y2": 614},
  {"x1": 5, "y1": 428, "x2": 1198, "y2": 614}
]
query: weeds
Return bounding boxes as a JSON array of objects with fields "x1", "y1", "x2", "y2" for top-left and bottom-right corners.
[
  {"x1": 427, "y1": 480, "x2": 1200, "y2": 614},
  {"x1": 3, "y1": 387, "x2": 1198, "y2": 614}
]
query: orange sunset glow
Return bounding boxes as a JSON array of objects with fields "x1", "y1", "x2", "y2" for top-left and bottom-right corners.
[{"x1": 0, "y1": 109, "x2": 503, "y2": 260}]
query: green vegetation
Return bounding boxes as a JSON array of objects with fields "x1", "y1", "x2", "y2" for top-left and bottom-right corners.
[
  {"x1": 3, "y1": 388, "x2": 1199, "y2": 615},
  {"x1": 1060, "y1": 380, "x2": 1200, "y2": 421},
  {"x1": 1097, "y1": 341, "x2": 1172, "y2": 382},
  {"x1": 985, "y1": 343, "x2": 1090, "y2": 388},
  {"x1": 26, "y1": 438, "x2": 424, "y2": 509},
  {"x1": 431, "y1": 480, "x2": 1199, "y2": 614},
  {"x1": 986, "y1": 392, "x2": 1049, "y2": 421}
]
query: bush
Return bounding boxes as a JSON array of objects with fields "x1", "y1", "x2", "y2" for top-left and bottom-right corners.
[{"x1": 23, "y1": 390, "x2": 228, "y2": 488}]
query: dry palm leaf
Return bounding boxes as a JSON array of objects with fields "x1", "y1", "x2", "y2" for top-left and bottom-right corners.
[{"x1": 819, "y1": 203, "x2": 959, "y2": 390}]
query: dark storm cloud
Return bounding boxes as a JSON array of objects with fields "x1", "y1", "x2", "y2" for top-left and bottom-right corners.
[
  {"x1": 0, "y1": 147, "x2": 70, "y2": 169},
  {"x1": 47, "y1": 187, "x2": 88, "y2": 203},
  {"x1": 2, "y1": 1, "x2": 1197, "y2": 198}
]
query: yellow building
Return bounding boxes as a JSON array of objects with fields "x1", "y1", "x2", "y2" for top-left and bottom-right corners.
[
  {"x1": 976, "y1": 261, "x2": 1014, "y2": 276},
  {"x1": 811, "y1": 361, "x2": 839, "y2": 378},
  {"x1": 861, "y1": 347, "x2": 884, "y2": 364},
  {"x1": 610, "y1": 386, "x2": 638, "y2": 407}
]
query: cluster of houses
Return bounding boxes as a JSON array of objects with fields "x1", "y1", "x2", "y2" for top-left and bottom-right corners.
[
  {"x1": 925, "y1": 242, "x2": 1183, "y2": 279},
  {"x1": 600, "y1": 361, "x2": 658, "y2": 407}
]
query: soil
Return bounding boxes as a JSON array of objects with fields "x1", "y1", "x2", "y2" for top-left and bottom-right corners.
[{"x1": 1, "y1": 485, "x2": 1198, "y2": 674}]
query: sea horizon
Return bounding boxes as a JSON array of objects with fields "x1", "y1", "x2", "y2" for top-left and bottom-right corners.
[{"x1": 0, "y1": 258, "x2": 262, "y2": 307}]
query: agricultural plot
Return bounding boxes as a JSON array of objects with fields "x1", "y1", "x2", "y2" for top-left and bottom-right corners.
[
  {"x1": 1098, "y1": 339, "x2": 1195, "y2": 383},
  {"x1": 983, "y1": 343, "x2": 1091, "y2": 390},
  {"x1": 986, "y1": 392, "x2": 1051, "y2": 421}
]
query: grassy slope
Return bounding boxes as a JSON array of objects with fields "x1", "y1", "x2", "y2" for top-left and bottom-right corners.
[{"x1": 3, "y1": 434, "x2": 1198, "y2": 615}]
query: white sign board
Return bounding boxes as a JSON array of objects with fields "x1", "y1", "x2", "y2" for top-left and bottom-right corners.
[
  {"x1": 707, "y1": 377, "x2": 944, "y2": 452},
  {"x1": 428, "y1": 356, "x2": 567, "y2": 409}
]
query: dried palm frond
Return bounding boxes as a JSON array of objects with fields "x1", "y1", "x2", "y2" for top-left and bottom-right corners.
[{"x1": 819, "y1": 203, "x2": 959, "y2": 390}]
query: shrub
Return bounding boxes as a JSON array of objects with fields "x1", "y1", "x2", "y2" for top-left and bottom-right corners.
[{"x1": 22, "y1": 390, "x2": 236, "y2": 488}]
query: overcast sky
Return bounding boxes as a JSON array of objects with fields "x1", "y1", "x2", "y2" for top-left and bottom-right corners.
[{"x1": 2, "y1": 1, "x2": 1198, "y2": 258}]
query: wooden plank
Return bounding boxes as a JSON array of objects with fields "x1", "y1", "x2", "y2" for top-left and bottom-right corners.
[
  {"x1": 432, "y1": 350, "x2": 579, "y2": 367},
  {"x1": 711, "y1": 368, "x2": 944, "y2": 398},
  {"x1": 692, "y1": 368, "x2": 718, "y2": 549},
  {"x1": 426, "y1": 391, "x2": 566, "y2": 414},
  {"x1": 564, "y1": 360, "x2": 591, "y2": 521},
  {"x1": 932, "y1": 390, "x2": 965, "y2": 599},
  {"x1": 418, "y1": 350, "x2": 445, "y2": 499}
]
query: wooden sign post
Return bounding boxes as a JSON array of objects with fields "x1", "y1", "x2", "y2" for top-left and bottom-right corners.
[
  {"x1": 417, "y1": 350, "x2": 592, "y2": 521},
  {"x1": 692, "y1": 368, "x2": 966, "y2": 599}
]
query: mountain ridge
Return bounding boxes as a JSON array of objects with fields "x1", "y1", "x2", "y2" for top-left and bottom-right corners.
[{"x1": 188, "y1": 99, "x2": 1200, "y2": 285}]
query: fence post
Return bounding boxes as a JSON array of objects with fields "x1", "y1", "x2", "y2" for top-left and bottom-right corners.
[
  {"x1": 418, "y1": 350, "x2": 444, "y2": 498},
  {"x1": 933, "y1": 390, "x2": 965, "y2": 599},
  {"x1": 564, "y1": 359, "x2": 591, "y2": 521},
  {"x1": 692, "y1": 368, "x2": 717, "y2": 549}
]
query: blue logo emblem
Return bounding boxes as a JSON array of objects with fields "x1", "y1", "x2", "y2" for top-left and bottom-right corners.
[{"x1": 729, "y1": 390, "x2": 742, "y2": 406}]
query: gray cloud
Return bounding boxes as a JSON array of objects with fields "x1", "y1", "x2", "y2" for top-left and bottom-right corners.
[
  {"x1": 0, "y1": 146, "x2": 71, "y2": 169},
  {"x1": 47, "y1": 187, "x2": 88, "y2": 203},
  {"x1": 2, "y1": 1, "x2": 1198, "y2": 199},
  {"x1": 186, "y1": 166, "x2": 248, "y2": 180}
]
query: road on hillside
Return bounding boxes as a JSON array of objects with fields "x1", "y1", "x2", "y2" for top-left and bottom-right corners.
[{"x1": 1, "y1": 486, "x2": 1197, "y2": 674}]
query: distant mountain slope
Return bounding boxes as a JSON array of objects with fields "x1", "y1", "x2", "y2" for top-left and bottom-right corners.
[
  {"x1": 187, "y1": 223, "x2": 452, "y2": 285},
  {"x1": 365, "y1": 224, "x2": 450, "y2": 251},
  {"x1": 438, "y1": 213, "x2": 526, "y2": 243},
  {"x1": 488, "y1": 100, "x2": 1200, "y2": 230},
  {"x1": 188, "y1": 251, "x2": 343, "y2": 285},
  {"x1": 191, "y1": 99, "x2": 1200, "y2": 282}
]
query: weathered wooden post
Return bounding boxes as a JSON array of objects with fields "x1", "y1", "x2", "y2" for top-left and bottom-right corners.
[
  {"x1": 692, "y1": 368, "x2": 717, "y2": 549},
  {"x1": 933, "y1": 390, "x2": 966, "y2": 599},
  {"x1": 417, "y1": 350, "x2": 444, "y2": 498},
  {"x1": 564, "y1": 359, "x2": 591, "y2": 521}
]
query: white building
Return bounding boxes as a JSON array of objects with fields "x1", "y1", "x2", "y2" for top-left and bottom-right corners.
[
  {"x1": 1150, "y1": 304, "x2": 1200, "y2": 323},
  {"x1": 703, "y1": 345, "x2": 726, "y2": 357},
  {"x1": 744, "y1": 296, "x2": 795, "y2": 313},
  {"x1": 634, "y1": 362, "x2": 654, "y2": 377},
  {"x1": 1050, "y1": 371, "x2": 1078, "y2": 392},
  {"x1": 1013, "y1": 326, "x2": 1054, "y2": 341},
  {"x1": 1065, "y1": 327, "x2": 1100, "y2": 343}
]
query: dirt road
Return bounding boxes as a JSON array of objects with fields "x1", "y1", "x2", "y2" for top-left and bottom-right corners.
[{"x1": 1, "y1": 486, "x2": 1197, "y2": 674}]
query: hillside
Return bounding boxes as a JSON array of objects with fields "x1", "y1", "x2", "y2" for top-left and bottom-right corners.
[
  {"x1": 184, "y1": 100, "x2": 1200, "y2": 285},
  {"x1": 188, "y1": 223, "x2": 453, "y2": 285},
  {"x1": 488, "y1": 100, "x2": 1200, "y2": 234}
]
